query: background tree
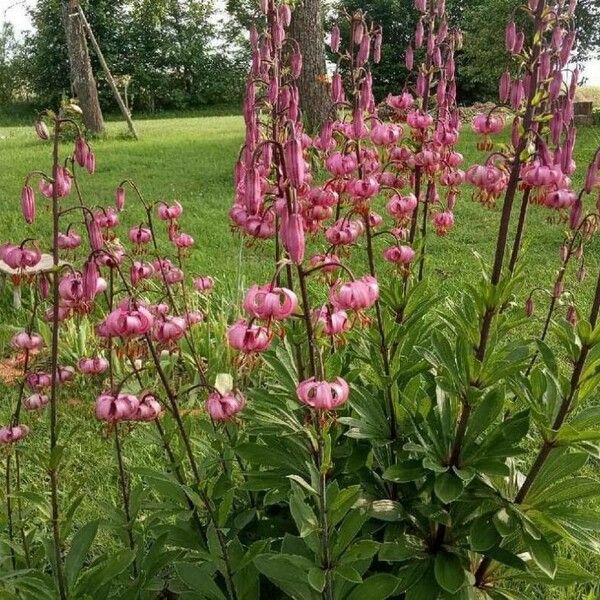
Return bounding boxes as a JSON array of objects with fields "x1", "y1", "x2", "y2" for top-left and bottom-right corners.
[
  {"x1": 0, "y1": 23, "x2": 25, "y2": 105},
  {"x1": 62, "y1": 0, "x2": 104, "y2": 132},
  {"x1": 289, "y1": 0, "x2": 331, "y2": 131},
  {"x1": 458, "y1": 0, "x2": 600, "y2": 102}
]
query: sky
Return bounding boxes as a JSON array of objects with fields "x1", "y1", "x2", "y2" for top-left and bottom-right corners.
[{"x1": 3, "y1": 0, "x2": 600, "y2": 86}]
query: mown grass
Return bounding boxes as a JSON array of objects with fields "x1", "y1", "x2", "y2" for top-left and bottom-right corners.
[{"x1": 0, "y1": 109, "x2": 600, "y2": 598}]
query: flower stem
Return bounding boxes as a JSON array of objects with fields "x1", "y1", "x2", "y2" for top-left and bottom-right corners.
[
  {"x1": 296, "y1": 265, "x2": 334, "y2": 598},
  {"x1": 5, "y1": 454, "x2": 16, "y2": 570},
  {"x1": 113, "y1": 426, "x2": 138, "y2": 578},
  {"x1": 49, "y1": 117, "x2": 67, "y2": 600},
  {"x1": 507, "y1": 188, "x2": 531, "y2": 274},
  {"x1": 417, "y1": 181, "x2": 433, "y2": 281}
]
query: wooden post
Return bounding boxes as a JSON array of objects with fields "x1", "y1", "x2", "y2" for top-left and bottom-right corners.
[{"x1": 74, "y1": 6, "x2": 139, "y2": 140}]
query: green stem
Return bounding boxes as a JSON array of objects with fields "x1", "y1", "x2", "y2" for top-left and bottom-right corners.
[
  {"x1": 114, "y1": 426, "x2": 138, "y2": 578},
  {"x1": 49, "y1": 118, "x2": 67, "y2": 600}
]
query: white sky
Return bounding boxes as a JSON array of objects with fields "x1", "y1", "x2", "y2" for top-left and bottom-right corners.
[{"x1": 3, "y1": 0, "x2": 600, "y2": 86}]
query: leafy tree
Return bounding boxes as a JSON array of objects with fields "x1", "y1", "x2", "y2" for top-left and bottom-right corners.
[
  {"x1": 15, "y1": 0, "x2": 246, "y2": 113},
  {"x1": 0, "y1": 23, "x2": 26, "y2": 104},
  {"x1": 458, "y1": 0, "x2": 600, "y2": 102}
]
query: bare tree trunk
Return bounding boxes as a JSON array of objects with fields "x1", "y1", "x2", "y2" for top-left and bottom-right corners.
[
  {"x1": 289, "y1": 0, "x2": 331, "y2": 132},
  {"x1": 62, "y1": 0, "x2": 104, "y2": 133}
]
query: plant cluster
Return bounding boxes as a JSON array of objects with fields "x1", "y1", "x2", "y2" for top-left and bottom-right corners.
[{"x1": 2, "y1": 0, "x2": 600, "y2": 599}]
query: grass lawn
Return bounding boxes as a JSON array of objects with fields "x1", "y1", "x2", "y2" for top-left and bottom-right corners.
[{"x1": 1, "y1": 110, "x2": 600, "y2": 598}]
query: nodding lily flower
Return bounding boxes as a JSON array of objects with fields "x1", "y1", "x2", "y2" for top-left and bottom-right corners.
[
  {"x1": 387, "y1": 193, "x2": 418, "y2": 222},
  {"x1": 39, "y1": 166, "x2": 72, "y2": 199},
  {"x1": 1, "y1": 243, "x2": 41, "y2": 270},
  {"x1": 21, "y1": 185, "x2": 35, "y2": 224},
  {"x1": 245, "y1": 213, "x2": 276, "y2": 239},
  {"x1": 85, "y1": 151, "x2": 96, "y2": 175},
  {"x1": 185, "y1": 311, "x2": 204, "y2": 327},
  {"x1": 152, "y1": 315, "x2": 188, "y2": 344},
  {"x1": 281, "y1": 209, "x2": 305, "y2": 264},
  {"x1": 432, "y1": 211, "x2": 455, "y2": 236},
  {"x1": 440, "y1": 169, "x2": 465, "y2": 187},
  {"x1": 466, "y1": 164, "x2": 508, "y2": 206},
  {"x1": 172, "y1": 232, "x2": 194, "y2": 248},
  {"x1": 405, "y1": 45, "x2": 414, "y2": 70},
  {"x1": 57, "y1": 366, "x2": 75, "y2": 383},
  {"x1": 521, "y1": 162, "x2": 562, "y2": 188},
  {"x1": 284, "y1": 137, "x2": 305, "y2": 189},
  {"x1": 407, "y1": 111, "x2": 434, "y2": 129},
  {"x1": 135, "y1": 392, "x2": 162, "y2": 421},
  {"x1": 35, "y1": 119, "x2": 49, "y2": 140},
  {"x1": 99, "y1": 245, "x2": 126, "y2": 269},
  {"x1": 11, "y1": 331, "x2": 44, "y2": 352},
  {"x1": 309, "y1": 188, "x2": 338, "y2": 209},
  {"x1": 149, "y1": 303, "x2": 170, "y2": 317},
  {"x1": 87, "y1": 219, "x2": 104, "y2": 251},
  {"x1": 0, "y1": 424, "x2": 30, "y2": 445},
  {"x1": 206, "y1": 390, "x2": 246, "y2": 421},
  {"x1": 57, "y1": 229, "x2": 82, "y2": 250},
  {"x1": 369, "y1": 212, "x2": 383, "y2": 228},
  {"x1": 347, "y1": 176, "x2": 380, "y2": 200},
  {"x1": 95, "y1": 392, "x2": 140, "y2": 423},
  {"x1": 296, "y1": 377, "x2": 349, "y2": 410},
  {"x1": 525, "y1": 296, "x2": 535, "y2": 318},
  {"x1": 544, "y1": 188, "x2": 577, "y2": 210},
  {"x1": 499, "y1": 71, "x2": 511, "y2": 103},
  {"x1": 447, "y1": 151, "x2": 464, "y2": 168},
  {"x1": 115, "y1": 186, "x2": 125, "y2": 211},
  {"x1": 243, "y1": 284, "x2": 298, "y2": 320},
  {"x1": 82, "y1": 259, "x2": 100, "y2": 302},
  {"x1": 157, "y1": 201, "x2": 183, "y2": 221},
  {"x1": 194, "y1": 276, "x2": 215, "y2": 293},
  {"x1": 330, "y1": 24, "x2": 341, "y2": 52},
  {"x1": 330, "y1": 275, "x2": 379, "y2": 311},
  {"x1": 24, "y1": 393, "x2": 49, "y2": 411},
  {"x1": 313, "y1": 305, "x2": 350, "y2": 336},
  {"x1": 58, "y1": 272, "x2": 86, "y2": 307},
  {"x1": 383, "y1": 245, "x2": 416, "y2": 268},
  {"x1": 105, "y1": 304, "x2": 154, "y2": 338},
  {"x1": 77, "y1": 357, "x2": 109, "y2": 375},
  {"x1": 387, "y1": 92, "x2": 414, "y2": 111},
  {"x1": 370, "y1": 123, "x2": 402, "y2": 146},
  {"x1": 331, "y1": 71, "x2": 344, "y2": 102},
  {"x1": 227, "y1": 319, "x2": 272, "y2": 353},
  {"x1": 327, "y1": 218, "x2": 365, "y2": 245},
  {"x1": 74, "y1": 136, "x2": 89, "y2": 167},
  {"x1": 129, "y1": 226, "x2": 152, "y2": 245},
  {"x1": 162, "y1": 266, "x2": 184, "y2": 285},
  {"x1": 130, "y1": 261, "x2": 154, "y2": 286},
  {"x1": 94, "y1": 207, "x2": 119, "y2": 230},
  {"x1": 471, "y1": 113, "x2": 504, "y2": 135},
  {"x1": 326, "y1": 152, "x2": 358, "y2": 177},
  {"x1": 26, "y1": 372, "x2": 52, "y2": 390}
]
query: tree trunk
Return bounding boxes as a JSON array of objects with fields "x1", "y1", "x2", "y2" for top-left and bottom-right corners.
[
  {"x1": 289, "y1": 0, "x2": 330, "y2": 133},
  {"x1": 62, "y1": 0, "x2": 104, "y2": 133}
]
